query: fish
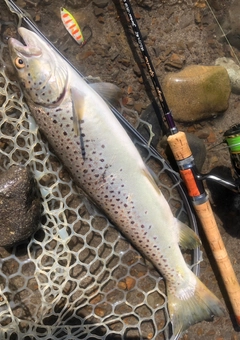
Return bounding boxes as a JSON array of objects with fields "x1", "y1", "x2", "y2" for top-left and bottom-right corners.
[
  {"x1": 60, "y1": 7, "x2": 85, "y2": 45},
  {"x1": 8, "y1": 27, "x2": 225, "y2": 337}
]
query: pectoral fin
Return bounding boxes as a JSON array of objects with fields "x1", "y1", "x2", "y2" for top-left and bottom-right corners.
[
  {"x1": 70, "y1": 87, "x2": 86, "y2": 159},
  {"x1": 70, "y1": 87, "x2": 85, "y2": 136}
]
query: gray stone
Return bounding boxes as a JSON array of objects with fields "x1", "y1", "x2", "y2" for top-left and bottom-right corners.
[
  {"x1": 66, "y1": 0, "x2": 91, "y2": 8},
  {"x1": 0, "y1": 165, "x2": 41, "y2": 247},
  {"x1": 218, "y1": 0, "x2": 240, "y2": 49},
  {"x1": 215, "y1": 57, "x2": 240, "y2": 94},
  {"x1": 135, "y1": 0, "x2": 153, "y2": 9},
  {"x1": 93, "y1": 0, "x2": 109, "y2": 8}
]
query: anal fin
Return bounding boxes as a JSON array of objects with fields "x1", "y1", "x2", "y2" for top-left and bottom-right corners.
[{"x1": 176, "y1": 218, "x2": 201, "y2": 250}]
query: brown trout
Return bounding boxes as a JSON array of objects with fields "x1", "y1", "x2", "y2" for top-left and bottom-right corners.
[{"x1": 8, "y1": 27, "x2": 225, "y2": 337}]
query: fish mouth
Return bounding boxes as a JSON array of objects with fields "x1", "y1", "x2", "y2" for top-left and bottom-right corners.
[{"x1": 8, "y1": 27, "x2": 42, "y2": 57}]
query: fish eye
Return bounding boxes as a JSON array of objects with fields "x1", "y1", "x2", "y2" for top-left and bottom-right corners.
[{"x1": 15, "y1": 57, "x2": 25, "y2": 69}]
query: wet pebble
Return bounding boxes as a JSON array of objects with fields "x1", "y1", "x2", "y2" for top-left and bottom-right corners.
[
  {"x1": 94, "y1": 7, "x2": 104, "y2": 17},
  {"x1": 164, "y1": 53, "x2": 185, "y2": 70},
  {"x1": 162, "y1": 65, "x2": 231, "y2": 122},
  {"x1": 92, "y1": 0, "x2": 109, "y2": 8},
  {"x1": 215, "y1": 57, "x2": 240, "y2": 94},
  {"x1": 65, "y1": 0, "x2": 91, "y2": 8},
  {"x1": 15, "y1": 0, "x2": 27, "y2": 8},
  {"x1": 135, "y1": 0, "x2": 153, "y2": 9},
  {"x1": 0, "y1": 165, "x2": 41, "y2": 247}
]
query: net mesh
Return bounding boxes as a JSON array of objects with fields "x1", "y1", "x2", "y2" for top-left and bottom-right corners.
[{"x1": 0, "y1": 16, "x2": 200, "y2": 340}]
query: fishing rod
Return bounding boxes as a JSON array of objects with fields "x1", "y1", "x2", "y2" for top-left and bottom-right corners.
[
  {"x1": 121, "y1": 0, "x2": 240, "y2": 326},
  {"x1": 121, "y1": 0, "x2": 240, "y2": 193}
]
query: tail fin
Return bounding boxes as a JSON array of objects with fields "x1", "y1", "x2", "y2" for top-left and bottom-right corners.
[{"x1": 167, "y1": 271, "x2": 225, "y2": 338}]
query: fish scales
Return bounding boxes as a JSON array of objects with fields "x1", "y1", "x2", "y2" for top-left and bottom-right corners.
[
  {"x1": 30, "y1": 66, "x2": 186, "y2": 288},
  {"x1": 32, "y1": 81, "x2": 181, "y2": 278},
  {"x1": 8, "y1": 27, "x2": 225, "y2": 337}
]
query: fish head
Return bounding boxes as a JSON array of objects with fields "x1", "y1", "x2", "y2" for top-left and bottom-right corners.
[{"x1": 8, "y1": 27, "x2": 68, "y2": 107}]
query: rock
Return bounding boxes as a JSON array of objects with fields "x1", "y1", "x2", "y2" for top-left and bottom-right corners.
[
  {"x1": 15, "y1": 0, "x2": 27, "y2": 8},
  {"x1": 0, "y1": 166, "x2": 41, "y2": 247},
  {"x1": 135, "y1": 0, "x2": 153, "y2": 9},
  {"x1": 219, "y1": 0, "x2": 240, "y2": 49},
  {"x1": 66, "y1": 0, "x2": 91, "y2": 8},
  {"x1": 215, "y1": 57, "x2": 240, "y2": 94},
  {"x1": 164, "y1": 53, "x2": 185, "y2": 70},
  {"x1": 94, "y1": 7, "x2": 104, "y2": 17},
  {"x1": 34, "y1": 13, "x2": 41, "y2": 22},
  {"x1": 162, "y1": 65, "x2": 231, "y2": 122},
  {"x1": 229, "y1": 0, "x2": 240, "y2": 34},
  {"x1": 92, "y1": 0, "x2": 108, "y2": 8}
]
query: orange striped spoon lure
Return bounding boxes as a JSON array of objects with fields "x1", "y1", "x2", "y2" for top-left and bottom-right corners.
[{"x1": 60, "y1": 7, "x2": 92, "y2": 46}]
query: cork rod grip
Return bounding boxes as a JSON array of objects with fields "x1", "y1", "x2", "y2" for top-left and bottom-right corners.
[
  {"x1": 167, "y1": 131, "x2": 192, "y2": 161},
  {"x1": 194, "y1": 200, "x2": 240, "y2": 323}
]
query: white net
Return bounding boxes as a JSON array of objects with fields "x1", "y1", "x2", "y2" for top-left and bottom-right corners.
[{"x1": 0, "y1": 8, "x2": 200, "y2": 340}]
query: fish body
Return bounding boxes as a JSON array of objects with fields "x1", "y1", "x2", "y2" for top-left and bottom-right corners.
[
  {"x1": 8, "y1": 28, "x2": 225, "y2": 337},
  {"x1": 60, "y1": 7, "x2": 84, "y2": 45}
]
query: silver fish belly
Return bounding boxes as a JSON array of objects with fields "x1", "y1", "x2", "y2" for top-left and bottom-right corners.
[{"x1": 8, "y1": 27, "x2": 225, "y2": 337}]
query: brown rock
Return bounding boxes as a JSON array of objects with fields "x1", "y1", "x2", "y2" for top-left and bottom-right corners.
[
  {"x1": 164, "y1": 53, "x2": 185, "y2": 70},
  {"x1": 162, "y1": 65, "x2": 231, "y2": 122}
]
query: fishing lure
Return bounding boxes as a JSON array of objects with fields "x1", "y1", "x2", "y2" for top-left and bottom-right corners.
[{"x1": 60, "y1": 7, "x2": 91, "y2": 46}]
